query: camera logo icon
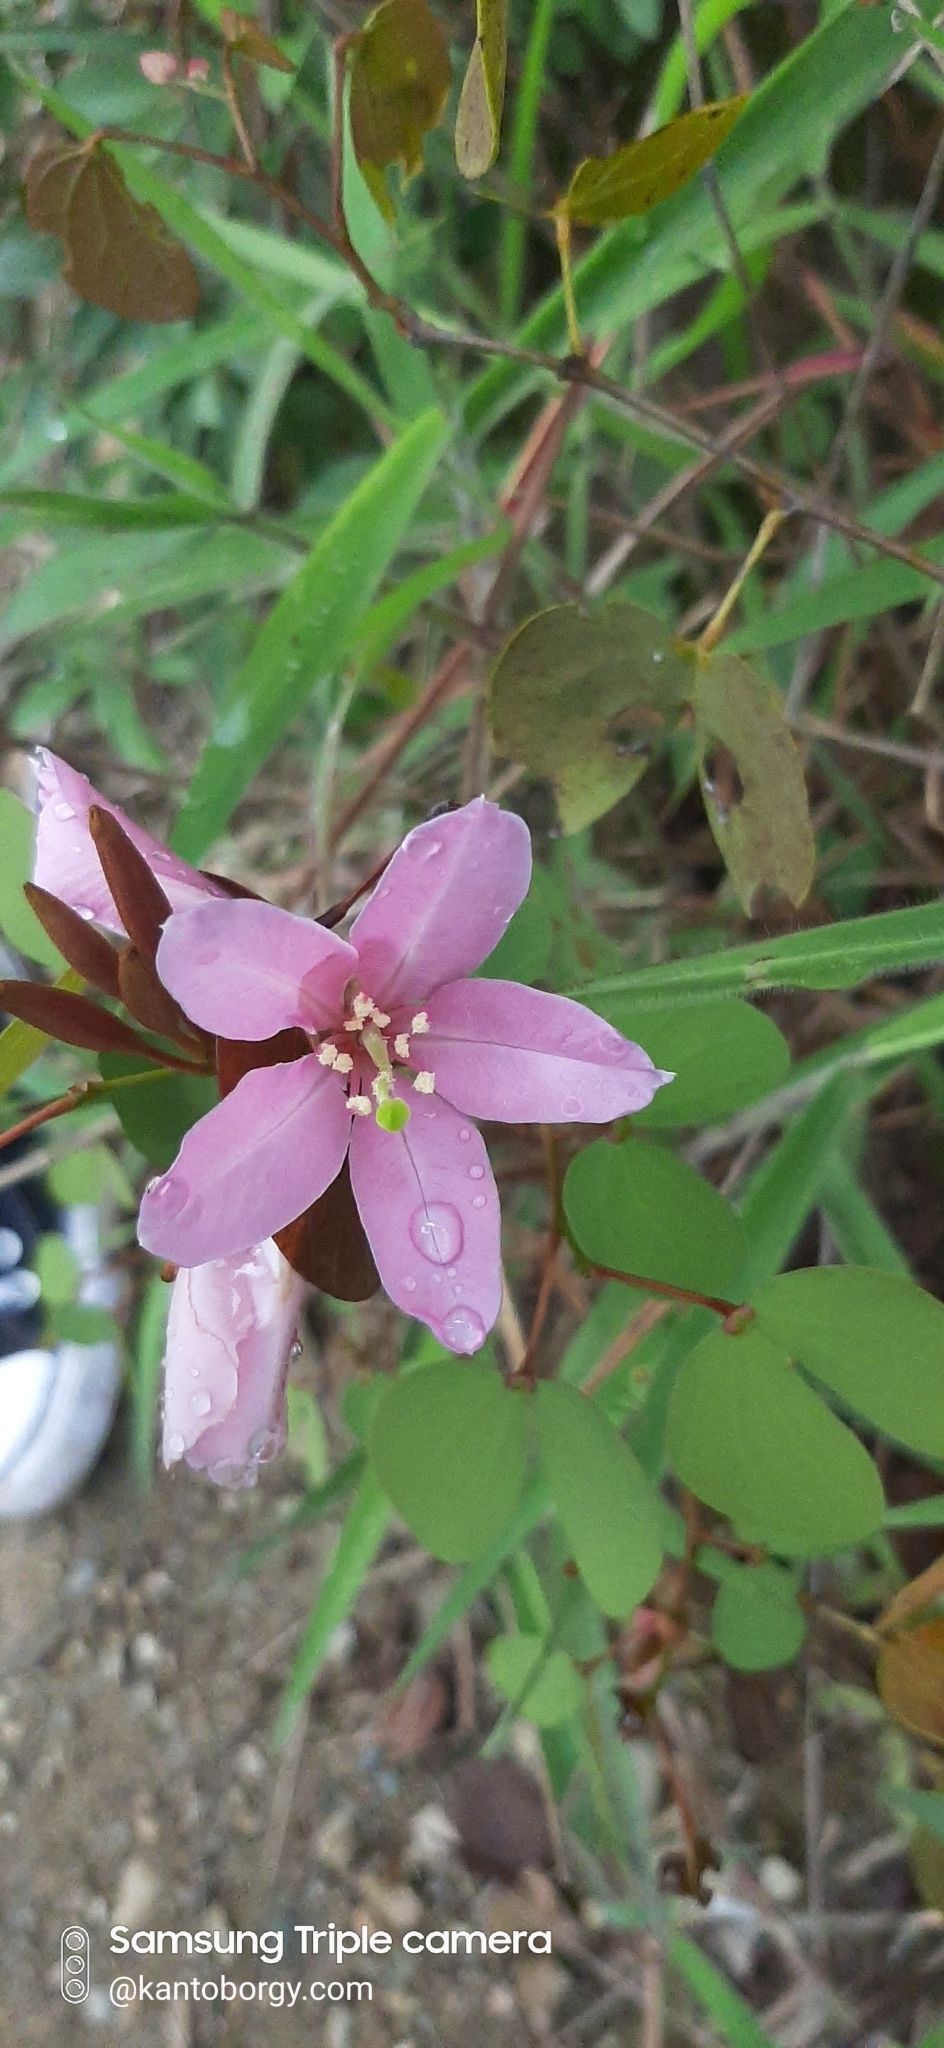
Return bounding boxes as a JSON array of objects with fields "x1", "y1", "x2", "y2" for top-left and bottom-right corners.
[{"x1": 60, "y1": 1927, "x2": 89, "y2": 2002}]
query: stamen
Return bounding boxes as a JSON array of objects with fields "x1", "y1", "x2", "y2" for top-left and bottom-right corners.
[
  {"x1": 394, "y1": 1033, "x2": 411, "y2": 1060},
  {"x1": 333, "y1": 1052, "x2": 354, "y2": 1074},
  {"x1": 344, "y1": 1018, "x2": 362, "y2": 1032},
  {"x1": 372, "y1": 1010, "x2": 390, "y2": 1029},
  {"x1": 413, "y1": 1071, "x2": 435, "y2": 1094},
  {"x1": 411, "y1": 1011, "x2": 429, "y2": 1034},
  {"x1": 347, "y1": 1095, "x2": 372, "y2": 1116},
  {"x1": 317, "y1": 1043, "x2": 339, "y2": 1067},
  {"x1": 352, "y1": 992, "x2": 374, "y2": 1021}
]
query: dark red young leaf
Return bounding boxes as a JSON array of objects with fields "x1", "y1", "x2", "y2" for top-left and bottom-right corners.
[
  {"x1": 0, "y1": 981, "x2": 165, "y2": 1058},
  {"x1": 216, "y1": 1027, "x2": 310, "y2": 1099},
  {"x1": 23, "y1": 883, "x2": 121, "y2": 999},
  {"x1": 117, "y1": 946, "x2": 196, "y2": 1046},
  {"x1": 275, "y1": 1160, "x2": 379, "y2": 1300},
  {"x1": 87, "y1": 806, "x2": 173, "y2": 962}
]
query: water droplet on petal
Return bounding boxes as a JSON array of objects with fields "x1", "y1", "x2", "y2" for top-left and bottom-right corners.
[
  {"x1": 446, "y1": 1266, "x2": 457, "y2": 1280},
  {"x1": 402, "y1": 1276, "x2": 417, "y2": 1293},
  {"x1": 468, "y1": 1164, "x2": 484, "y2": 1181},
  {"x1": 190, "y1": 1392, "x2": 211, "y2": 1417},
  {"x1": 146, "y1": 1176, "x2": 190, "y2": 1221},
  {"x1": 472, "y1": 1194, "x2": 486, "y2": 1209},
  {"x1": 189, "y1": 1366, "x2": 200, "y2": 1379},
  {"x1": 290, "y1": 1338, "x2": 303, "y2": 1360},
  {"x1": 166, "y1": 1432, "x2": 186, "y2": 1459},
  {"x1": 409, "y1": 1202, "x2": 464, "y2": 1265},
  {"x1": 248, "y1": 1427, "x2": 280, "y2": 1464},
  {"x1": 562, "y1": 1097, "x2": 584, "y2": 1117},
  {"x1": 458, "y1": 1128, "x2": 471, "y2": 1143},
  {"x1": 52, "y1": 800, "x2": 75, "y2": 820},
  {"x1": 441, "y1": 1306, "x2": 486, "y2": 1353}
]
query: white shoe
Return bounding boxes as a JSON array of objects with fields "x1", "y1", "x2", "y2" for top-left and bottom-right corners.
[{"x1": 0, "y1": 1200, "x2": 121, "y2": 1519}]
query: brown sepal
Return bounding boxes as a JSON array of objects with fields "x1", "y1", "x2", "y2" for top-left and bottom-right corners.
[
  {"x1": 87, "y1": 807, "x2": 173, "y2": 962},
  {"x1": 216, "y1": 1026, "x2": 310, "y2": 1099},
  {"x1": 275, "y1": 1160, "x2": 379, "y2": 1301},
  {"x1": 0, "y1": 980, "x2": 167, "y2": 1059},
  {"x1": 23, "y1": 883, "x2": 121, "y2": 999},
  {"x1": 117, "y1": 945, "x2": 194, "y2": 1045}
]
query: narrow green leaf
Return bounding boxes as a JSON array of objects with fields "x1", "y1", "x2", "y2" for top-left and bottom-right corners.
[
  {"x1": 131, "y1": 1275, "x2": 170, "y2": 1492},
  {"x1": 725, "y1": 539, "x2": 944, "y2": 653},
  {"x1": 734, "y1": 1071, "x2": 860, "y2": 1297},
  {"x1": 172, "y1": 407, "x2": 451, "y2": 861},
  {"x1": 667, "y1": 1325, "x2": 885, "y2": 1555},
  {"x1": 535, "y1": 1381, "x2": 664, "y2": 1617},
  {"x1": 670, "y1": 1934, "x2": 779, "y2": 2048},
  {"x1": 0, "y1": 489, "x2": 221, "y2": 531},
  {"x1": 0, "y1": 789, "x2": 65, "y2": 969},
  {"x1": 368, "y1": 1359, "x2": 530, "y2": 1562},
  {"x1": 753, "y1": 1267, "x2": 944, "y2": 1461},
  {"x1": 572, "y1": 900, "x2": 944, "y2": 1006},
  {"x1": 88, "y1": 419, "x2": 231, "y2": 510},
  {"x1": 275, "y1": 1468, "x2": 390, "y2": 1742},
  {"x1": 819, "y1": 1155, "x2": 911, "y2": 1276}
]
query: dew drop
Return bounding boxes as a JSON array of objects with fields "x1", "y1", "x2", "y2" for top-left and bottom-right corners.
[
  {"x1": 248, "y1": 1427, "x2": 280, "y2": 1464},
  {"x1": 458, "y1": 1128, "x2": 472, "y2": 1144},
  {"x1": 146, "y1": 1176, "x2": 190, "y2": 1221},
  {"x1": 189, "y1": 1366, "x2": 200, "y2": 1380},
  {"x1": 409, "y1": 1202, "x2": 464, "y2": 1265},
  {"x1": 166, "y1": 1432, "x2": 186, "y2": 1459},
  {"x1": 441, "y1": 1306, "x2": 486, "y2": 1353},
  {"x1": 402, "y1": 1276, "x2": 417, "y2": 1293},
  {"x1": 652, "y1": 650, "x2": 664, "y2": 663},
  {"x1": 472, "y1": 1194, "x2": 486, "y2": 1209},
  {"x1": 468, "y1": 1164, "x2": 484, "y2": 1181},
  {"x1": 53, "y1": 800, "x2": 75, "y2": 820},
  {"x1": 290, "y1": 1338, "x2": 303, "y2": 1360},
  {"x1": 562, "y1": 1096, "x2": 584, "y2": 1117},
  {"x1": 446, "y1": 1266, "x2": 457, "y2": 1280},
  {"x1": 190, "y1": 1392, "x2": 212, "y2": 1418},
  {"x1": 414, "y1": 837, "x2": 443, "y2": 862}
]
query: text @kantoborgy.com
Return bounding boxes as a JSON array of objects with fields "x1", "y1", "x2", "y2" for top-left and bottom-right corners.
[{"x1": 109, "y1": 1977, "x2": 371, "y2": 2007}]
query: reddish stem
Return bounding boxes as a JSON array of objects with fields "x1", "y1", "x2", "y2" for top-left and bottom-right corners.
[{"x1": 588, "y1": 1262, "x2": 750, "y2": 1323}]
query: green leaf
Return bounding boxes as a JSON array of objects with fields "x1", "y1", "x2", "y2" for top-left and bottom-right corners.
[
  {"x1": 486, "y1": 1634, "x2": 583, "y2": 1726},
  {"x1": 397, "y1": 1473, "x2": 549, "y2": 1685},
  {"x1": 275, "y1": 1468, "x2": 390, "y2": 1742},
  {"x1": 670, "y1": 1934, "x2": 779, "y2": 2048},
  {"x1": 586, "y1": 997, "x2": 790, "y2": 1128},
  {"x1": 172, "y1": 407, "x2": 451, "y2": 861},
  {"x1": 477, "y1": 887, "x2": 554, "y2": 986},
  {"x1": 0, "y1": 789, "x2": 64, "y2": 970},
  {"x1": 47, "y1": 1302, "x2": 117, "y2": 1347},
  {"x1": 573, "y1": 900, "x2": 944, "y2": 1006},
  {"x1": 561, "y1": 99, "x2": 745, "y2": 226},
  {"x1": 0, "y1": 488, "x2": 224, "y2": 532},
  {"x1": 368, "y1": 1359, "x2": 530, "y2": 1562},
  {"x1": 752, "y1": 1267, "x2": 944, "y2": 1462},
  {"x1": 488, "y1": 603, "x2": 693, "y2": 834},
  {"x1": 98, "y1": 1054, "x2": 218, "y2": 1170},
  {"x1": 888, "y1": 1788, "x2": 944, "y2": 1840},
  {"x1": 535, "y1": 1381, "x2": 664, "y2": 1617},
  {"x1": 130, "y1": 1274, "x2": 169, "y2": 1492},
  {"x1": 32, "y1": 1232, "x2": 81, "y2": 1306},
  {"x1": 666, "y1": 1325, "x2": 885, "y2": 1555},
  {"x1": 455, "y1": 0, "x2": 508, "y2": 179},
  {"x1": 88, "y1": 419, "x2": 231, "y2": 510},
  {"x1": 348, "y1": 0, "x2": 451, "y2": 221},
  {"x1": 47, "y1": 1142, "x2": 135, "y2": 1208},
  {"x1": 564, "y1": 1136, "x2": 747, "y2": 1300},
  {"x1": 693, "y1": 649, "x2": 815, "y2": 912},
  {"x1": 710, "y1": 1560, "x2": 806, "y2": 1671},
  {"x1": 735, "y1": 1071, "x2": 860, "y2": 1297},
  {"x1": 725, "y1": 539, "x2": 944, "y2": 654}
]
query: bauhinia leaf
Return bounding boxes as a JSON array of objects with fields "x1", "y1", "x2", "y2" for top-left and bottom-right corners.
[
  {"x1": 455, "y1": 0, "x2": 509, "y2": 179},
  {"x1": 220, "y1": 7, "x2": 295, "y2": 71},
  {"x1": 487, "y1": 602, "x2": 694, "y2": 833},
  {"x1": 560, "y1": 98, "x2": 746, "y2": 226},
  {"x1": 25, "y1": 141, "x2": 200, "y2": 324},
  {"x1": 693, "y1": 648, "x2": 815, "y2": 912},
  {"x1": 348, "y1": 0, "x2": 452, "y2": 222}
]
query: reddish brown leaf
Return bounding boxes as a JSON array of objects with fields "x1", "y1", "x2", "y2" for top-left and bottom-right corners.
[
  {"x1": 0, "y1": 981, "x2": 162, "y2": 1059},
  {"x1": 216, "y1": 1027, "x2": 309, "y2": 1099},
  {"x1": 87, "y1": 807, "x2": 173, "y2": 963},
  {"x1": 117, "y1": 946, "x2": 192, "y2": 1044},
  {"x1": 444, "y1": 1758, "x2": 553, "y2": 1881},
  {"x1": 23, "y1": 884, "x2": 121, "y2": 1000},
  {"x1": 877, "y1": 1619, "x2": 944, "y2": 1745},
  {"x1": 377, "y1": 1669, "x2": 450, "y2": 1757},
  {"x1": 275, "y1": 1161, "x2": 379, "y2": 1301},
  {"x1": 27, "y1": 141, "x2": 199, "y2": 325}
]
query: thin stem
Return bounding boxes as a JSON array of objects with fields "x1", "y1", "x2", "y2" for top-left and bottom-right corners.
[
  {"x1": 221, "y1": 45, "x2": 257, "y2": 170},
  {"x1": 697, "y1": 506, "x2": 786, "y2": 655},
  {"x1": 499, "y1": 0, "x2": 555, "y2": 325},
  {"x1": 588, "y1": 1262, "x2": 749, "y2": 1322},
  {"x1": 0, "y1": 1064, "x2": 187, "y2": 1155}
]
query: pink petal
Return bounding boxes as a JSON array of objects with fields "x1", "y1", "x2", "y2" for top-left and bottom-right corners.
[
  {"x1": 32, "y1": 749, "x2": 224, "y2": 933},
  {"x1": 138, "y1": 1056, "x2": 350, "y2": 1264},
  {"x1": 422, "y1": 979, "x2": 674, "y2": 1123},
  {"x1": 162, "y1": 1240, "x2": 305, "y2": 1485},
  {"x1": 349, "y1": 1092, "x2": 501, "y2": 1353},
  {"x1": 349, "y1": 799, "x2": 532, "y2": 1009},
  {"x1": 156, "y1": 898, "x2": 357, "y2": 1040}
]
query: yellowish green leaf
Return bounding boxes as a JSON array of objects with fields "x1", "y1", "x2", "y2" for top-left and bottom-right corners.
[
  {"x1": 349, "y1": 0, "x2": 452, "y2": 223},
  {"x1": 220, "y1": 7, "x2": 296, "y2": 69},
  {"x1": 877, "y1": 1620, "x2": 944, "y2": 1746},
  {"x1": 693, "y1": 648, "x2": 815, "y2": 912},
  {"x1": 561, "y1": 98, "x2": 746, "y2": 227},
  {"x1": 455, "y1": 0, "x2": 508, "y2": 179}
]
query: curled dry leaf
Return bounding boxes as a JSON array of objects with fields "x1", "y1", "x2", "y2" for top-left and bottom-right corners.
[
  {"x1": 877, "y1": 1552, "x2": 944, "y2": 1638},
  {"x1": 25, "y1": 141, "x2": 199, "y2": 324},
  {"x1": 455, "y1": 0, "x2": 508, "y2": 180},
  {"x1": 220, "y1": 7, "x2": 295, "y2": 72},
  {"x1": 348, "y1": 0, "x2": 452, "y2": 222},
  {"x1": 561, "y1": 98, "x2": 746, "y2": 226},
  {"x1": 877, "y1": 1620, "x2": 944, "y2": 1746}
]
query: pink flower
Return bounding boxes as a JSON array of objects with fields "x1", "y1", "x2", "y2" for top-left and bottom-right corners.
[
  {"x1": 139, "y1": 801, "x2": 672, "y2": 1353},
  {"x1": 185, "y1": 57, "x2": 210, "y2": 82},
  {"x1": 139, "y1": 50, "x2": 179, "y2": 85},
  {"x1": 162, "y1": 1240, "x2": 305, "y2": 1485},
  {"x1": 33, "y1": 747, "x2": 227, "y2": 934}
]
